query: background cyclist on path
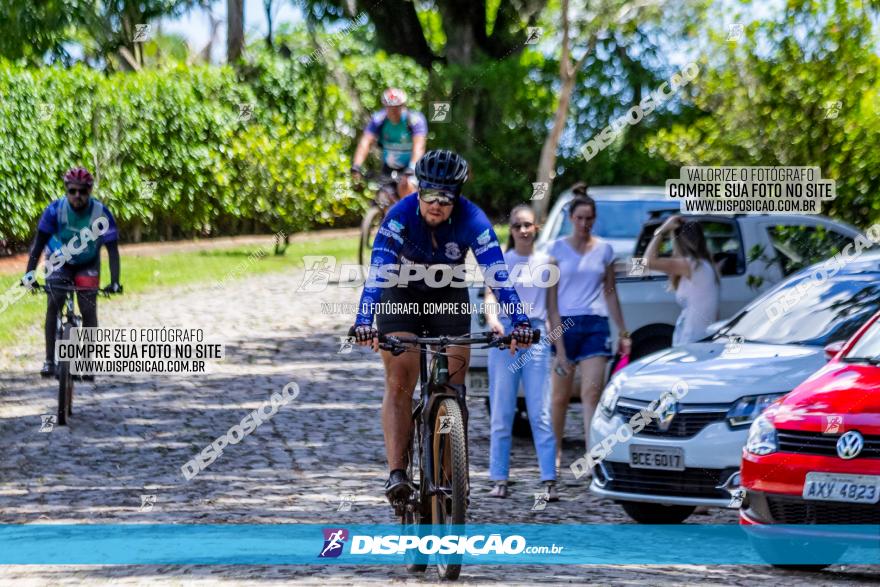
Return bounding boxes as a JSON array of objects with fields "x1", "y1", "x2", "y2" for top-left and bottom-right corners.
[
  {"x1": 350, "y1": 88, "x2": 427, "y2": 200},
  {"x1": 21, "y1": 167, "x2": 122, "y2": 378}
]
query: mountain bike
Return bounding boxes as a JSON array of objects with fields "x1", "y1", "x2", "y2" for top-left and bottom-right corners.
[
  {"x1": 376, "y1": 329, "x2": 539, "y2": 580},
  {"x1": 37, "y1": 283, "x2": 119, "y2": 426},
  {"x1": 356, "y1": 170, "x2": 411, "y2": 266}
]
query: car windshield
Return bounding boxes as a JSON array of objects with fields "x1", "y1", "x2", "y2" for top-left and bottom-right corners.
[
  {"x1": 558, "y1": 200, "x2": 670, "y2": 239},
  {"x1": 845, "y1": 316, "x2": 880, "y2": 359},
  {"x1": 720, "y1": 273, "x2": 880, "y2": 346}
]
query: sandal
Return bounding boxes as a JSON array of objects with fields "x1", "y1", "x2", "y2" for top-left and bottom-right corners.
[
  {"x1": 544, "y1": 481, "x2": 559, "y2": 502},
  {"x1": 489, "y1": 481, "x2": 508, "y2": 498}
]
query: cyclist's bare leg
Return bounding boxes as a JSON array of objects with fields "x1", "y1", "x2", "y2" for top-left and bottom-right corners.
[{"x1": 381, "y1": 331, "x2": 420, "y2": 471}]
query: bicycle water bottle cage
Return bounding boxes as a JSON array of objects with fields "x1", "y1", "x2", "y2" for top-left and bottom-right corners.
[{"x1": 430, "y1": 352, "x2": 449, "y2": 386}]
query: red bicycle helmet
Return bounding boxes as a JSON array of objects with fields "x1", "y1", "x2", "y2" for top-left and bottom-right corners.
[
  {"x1": 63, "y1": 166, "x2": 94, "y2": 186},
  {"x1": 381, "y1": 88, "x2": 407, "y2": 107}
]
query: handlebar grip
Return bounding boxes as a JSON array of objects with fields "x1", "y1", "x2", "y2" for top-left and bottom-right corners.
[{"x1": 531, "y1": 329, "x2": 542, "y2": 343}]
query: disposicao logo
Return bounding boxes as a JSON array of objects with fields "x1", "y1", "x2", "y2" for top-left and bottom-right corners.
[{"x1": 319, "y1": 528, "x2": 349, "y2": 558}]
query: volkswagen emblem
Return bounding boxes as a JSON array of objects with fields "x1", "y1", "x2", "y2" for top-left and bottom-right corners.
[
  {"x1": 655, "y1": 394, "x2": 678, "y2": 432},
  {"x1": 836, "y1": 430, "x2": 864, "y2": 460}
]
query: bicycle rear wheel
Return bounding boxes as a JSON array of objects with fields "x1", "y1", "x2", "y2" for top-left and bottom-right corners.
[
  {"x1": 56, "y1": 323, "x2": 74, "y2": 426},
  {"x1": 432, "y1": 398, "x2": 468, "y2": 580},
  {"x1": 358, "y1": 206, "x2": 383, "y2": 266}
]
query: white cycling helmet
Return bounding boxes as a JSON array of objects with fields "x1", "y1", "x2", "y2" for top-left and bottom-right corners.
[{"x1": 381, "y1": 88, "x2": 407, "y2": 107}]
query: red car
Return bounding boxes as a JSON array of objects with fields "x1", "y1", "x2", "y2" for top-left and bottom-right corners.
[{"x1": 740, "y1": 310, "x2": 880, "y2": 566}]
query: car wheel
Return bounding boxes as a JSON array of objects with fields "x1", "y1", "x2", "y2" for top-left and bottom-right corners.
[
  {"x1": 618, "y1": 501, "x2": 696, "y2": 524},
  {"x1": 631, "y1": 335, "x2": 672, "y2": 361}
]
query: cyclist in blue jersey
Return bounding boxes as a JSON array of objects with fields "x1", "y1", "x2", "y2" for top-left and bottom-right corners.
[
  {"x1": 351, "y1": 149, "x2": 535, "y2": 503},
  {"x1": 21, "y1": 167, "x2": 122, "y2": 378},
  {"x1": 350, "y1": 88, "x2": 427, "y2": 200}
]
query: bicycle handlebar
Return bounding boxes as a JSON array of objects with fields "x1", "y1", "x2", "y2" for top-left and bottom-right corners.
[
  {"x1": 32, "y1": 283, "x2": 122, "y2": 297},
  {"x1": 347, "y1": 326, "x2": 541, "y2": 355}
]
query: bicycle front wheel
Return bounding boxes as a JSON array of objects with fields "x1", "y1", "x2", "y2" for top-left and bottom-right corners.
[
  {"x1": 402, "y1": 409, "x2": 429, "y2": 573},
  {"x1": 56, "y1": 323, "x2": 74, "y2": 426},
  {"x1": 358, "y1": 206, "x2": 383, "y2": 266},
  {"x1": 432, "y1": 398, "x2": 468, "y2": 580}
]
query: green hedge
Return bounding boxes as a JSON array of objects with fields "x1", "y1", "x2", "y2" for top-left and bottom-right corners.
[{"x1": 0, "y1": 59, "x2": 361, "y2": 245}]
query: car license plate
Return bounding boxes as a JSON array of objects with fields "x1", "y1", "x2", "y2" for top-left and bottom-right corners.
[
  {"x1": 802, "y1": 472, "x2": 880, "y2": 504},
  {"x1": 629, "y1": 445, "x2": 685, "y2": 471},
  {"x1": 466, "y1": 370, "x2": 489, "y2": 396}
]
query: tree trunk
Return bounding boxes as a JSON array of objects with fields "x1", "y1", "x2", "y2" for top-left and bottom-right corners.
[
  {"x1": 437, "y1": 15, "x2": 479, "y2": 147},
  {"x1": 264, "y1": 0, "x2": 274, "y2": 49},
  {"x1": 535, "y1": 72, "x2": 575, "y2": 222},
  {"x1": 227, "y1": 0, "x2": 245, "y2": 62},
  {"x1": 131, "y1": 218, "x2": 143, "y2": 243}
]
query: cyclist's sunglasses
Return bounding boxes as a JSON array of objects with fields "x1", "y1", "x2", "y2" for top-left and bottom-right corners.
[
  {"x1": 418, "y1": 188, "x2": 456, "y2": 206},
  {"x1": 66, "y1": 186, "x2": 91, "y2": 196}
]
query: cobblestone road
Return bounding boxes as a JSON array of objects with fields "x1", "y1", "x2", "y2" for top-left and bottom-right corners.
[{"x1": 0, "y1": 266, "x2": 876, "y2": 585}]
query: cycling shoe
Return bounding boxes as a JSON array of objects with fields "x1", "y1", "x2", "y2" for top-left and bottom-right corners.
[
  {"x1": 40, "y1": 361, "x2": 55, "y2": 378},
  {"x1": 384, "y1": 469, "x2": 415, "y2": 504}
]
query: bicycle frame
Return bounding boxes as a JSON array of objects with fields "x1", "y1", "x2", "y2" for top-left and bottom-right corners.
[
  {"x1": 375, "y1": 329, "x2": 539, "y2": 513},
  {"x1": 43, "y1": 283, "x2": 108, "y2": 346},
  {"x1": 45, "y1": 285, "x2": 84, "y2": 330}
]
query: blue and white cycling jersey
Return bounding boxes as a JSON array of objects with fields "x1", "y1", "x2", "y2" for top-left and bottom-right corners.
[
  {"x1": 354, "y1": 193, "x2": 529, "y2": 327},
  {"x1": 37, "y1": 197, "x2": 118, "y2": 266},
  {"x1": 365, "y1": 109, "x2": 428, "y2": 170}
]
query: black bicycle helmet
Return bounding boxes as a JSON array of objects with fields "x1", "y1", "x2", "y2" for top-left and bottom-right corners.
[{"x1": 414, "y1": 149, "x2": 469, "y2": 193}]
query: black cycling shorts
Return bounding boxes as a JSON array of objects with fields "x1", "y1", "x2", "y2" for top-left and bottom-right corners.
[{"x1": 376, "y1": 284, "x2": 471, "y2": 337}]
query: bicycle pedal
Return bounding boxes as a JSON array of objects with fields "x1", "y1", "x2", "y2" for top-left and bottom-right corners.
[{"x1": 391, "y1": 498, "x2": 407, "y2": 516}]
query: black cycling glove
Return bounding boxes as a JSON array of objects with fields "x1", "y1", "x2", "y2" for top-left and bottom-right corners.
[
  {"x1": 511, "y1": 322, "x2": 534, "y2": 346},
  {"x1": 352, "y1": 324, "x2": 378, "y2": 344}
]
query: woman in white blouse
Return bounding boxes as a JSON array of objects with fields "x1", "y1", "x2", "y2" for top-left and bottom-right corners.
[{"x1": 645, "y1": 215, "x2": 720, "y2": 346}]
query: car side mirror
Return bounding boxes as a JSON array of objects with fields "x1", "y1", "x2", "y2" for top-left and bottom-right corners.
[
  {"x1": 707, "y1": 320, "x2": 727, "y2": 335},
  {"x1": 824, "y1": 340, "x2": 845, "y2": 361}
]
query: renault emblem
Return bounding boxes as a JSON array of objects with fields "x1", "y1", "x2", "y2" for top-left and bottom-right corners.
[
  {"x1": 655, "y1": 394, "x2": 678, "y2": 432},
  {"x1": 836, "y1": 430, "x2": 864, "y2": 460}
]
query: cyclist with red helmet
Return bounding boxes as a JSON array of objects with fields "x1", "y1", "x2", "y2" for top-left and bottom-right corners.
[
  {"x1": 21, "y1": 167, "x2": 122, "y2": 378},
  {"x1": 350, "y1": 88, "x2": 428, "y2": 199}
]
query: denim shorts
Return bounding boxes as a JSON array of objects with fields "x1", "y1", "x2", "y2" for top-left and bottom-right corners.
[{"x1": 551, "y1": 314, "x2": 612, "y2": 363}]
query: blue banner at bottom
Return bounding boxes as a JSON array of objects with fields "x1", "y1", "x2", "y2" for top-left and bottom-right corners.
[{"x1": 0, "y1": 524, "x2": 877, "y2": 565}]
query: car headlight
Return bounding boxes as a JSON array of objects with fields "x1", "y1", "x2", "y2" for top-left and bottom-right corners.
[
  {"x1": 745, "y1": 413, "x2": 778, "y2": 456},
  {"x1": 599, "y1": 373, "x2": 627, "y2": 418},
  {"x1": 726, "y1": 393, "x2": 784, "y2": 428}
]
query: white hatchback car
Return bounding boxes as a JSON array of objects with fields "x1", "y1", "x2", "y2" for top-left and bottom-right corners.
[{"x1": 588, "y1": 250, "x2": 880, "y2": 524}]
